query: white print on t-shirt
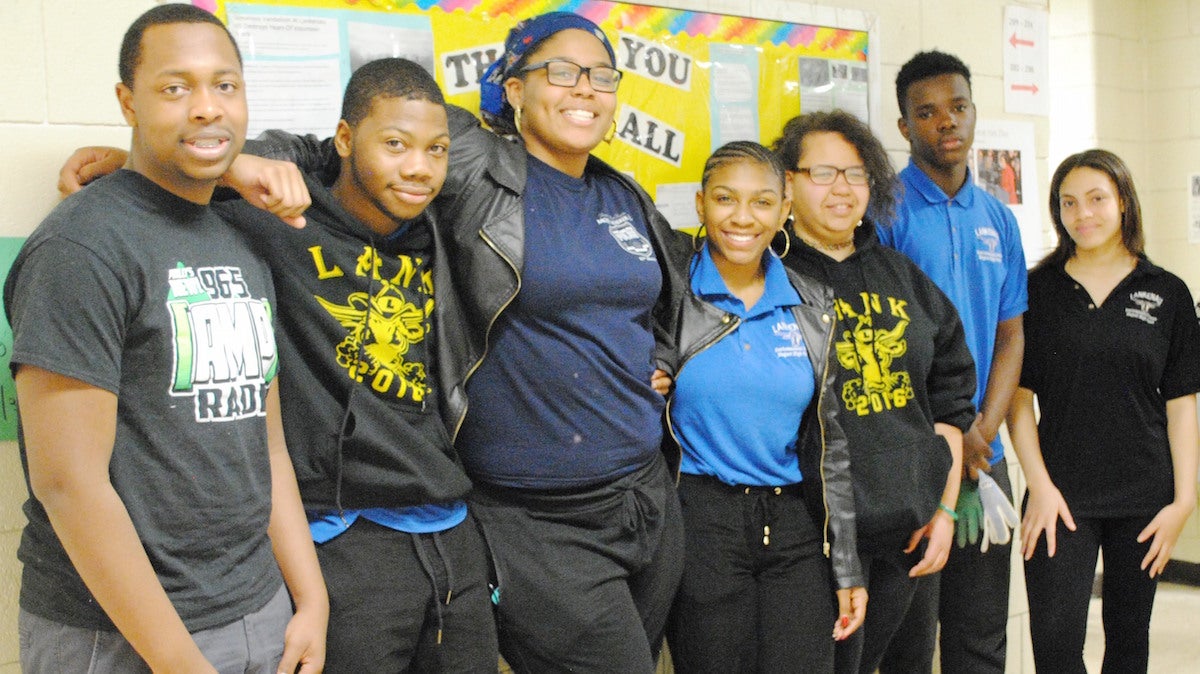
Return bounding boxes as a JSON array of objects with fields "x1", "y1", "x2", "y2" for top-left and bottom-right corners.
[
  {"x1": 166, "y1": 262, "x2": 277, "y2": 423},
  {"x1": 1126, "y1": 291, "x2": 1163, "y2": 325},
  {"x1": 974, "y1": 226, "x2": 1003, "y2": 263},
  {"x1": 600, "y1": 212, "x2": 657, "y2": 262},
  {"x1": 771, "y1": 319, "x2": 809, "y2": 359}
]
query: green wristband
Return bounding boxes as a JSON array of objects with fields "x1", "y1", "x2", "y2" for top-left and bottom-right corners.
[{"x1": 938, "y1": 502, "x2": 959, "y2": 521}]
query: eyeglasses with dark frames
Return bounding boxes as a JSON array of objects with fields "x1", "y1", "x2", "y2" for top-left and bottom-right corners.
[
  {"x1": 795, "y1": 165, "x2": 870, "y2": 186},
  {"x1": 519, "y1": 59, "x2": 623, "y2": 93}
]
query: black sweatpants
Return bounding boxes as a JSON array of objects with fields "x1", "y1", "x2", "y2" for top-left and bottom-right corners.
[
  {"x1": 469, "y1": 455, "x2": 685, "y2": 674},
  {"x1": 835, "y1": 545, "x2": 926, "y2": 674},
  {"x1": 879, "y1": 459, "x2": 1014, "y2": 674},
  {"x1": 666, "y1": 473, "x2": 836, "y2": 674},
  {"x1": 316, "y1": 517, "x2": 499, "y2": 673}
]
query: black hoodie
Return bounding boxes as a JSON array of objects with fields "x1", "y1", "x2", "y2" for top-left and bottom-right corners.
[
  {"x1": 783, "y1": 220, "x2": 976, "y2": 553},
  {"x1": 218, "y1": 175, "x2": 471, "y2": 511}
]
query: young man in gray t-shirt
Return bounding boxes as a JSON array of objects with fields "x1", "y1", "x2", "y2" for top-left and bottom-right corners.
[{"x1": 6, "y1": 5, "x2": 326, "y2": 672}]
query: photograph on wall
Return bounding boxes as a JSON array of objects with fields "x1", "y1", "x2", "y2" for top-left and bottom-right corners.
[
  {"x1": 973, "y1": 119, "x2": 1044, "y2": 265},
  {"x1": 974, "y1": 148, "x2": 1023, "y2": 206},
  {"x1": 798, "y1": 56, "x2": 869, "y2": 122}
]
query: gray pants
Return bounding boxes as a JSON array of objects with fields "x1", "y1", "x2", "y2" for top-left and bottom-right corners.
[{"x1": 19, "y1": 582, "x2": 290, "y2": 673}]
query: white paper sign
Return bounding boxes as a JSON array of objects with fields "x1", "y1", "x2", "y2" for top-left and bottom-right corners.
[
  {"x1": 1003, "y1": 5, "x2": 1049, "y2": 116},
  {"x1": 973, "y1": 119, "x2": 1045, "y2": 265}
]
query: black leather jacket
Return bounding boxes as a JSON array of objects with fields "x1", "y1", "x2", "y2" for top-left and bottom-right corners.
[
  {"x1": 664, "y1": 263, "x2": 864, "y2": 589},
  {"x1": 249, "y1": 105, "x2": 694, "y2": 446}
]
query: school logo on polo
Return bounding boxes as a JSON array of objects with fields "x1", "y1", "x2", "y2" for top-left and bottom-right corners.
[
  {"x1": 772, "y1": 319, "x2": 808, "y2": 359},
  {"x1": 834, "y1": 292, "x2": 914, "y2": 416},
  {"x1": 166, "y1": 263, "x2": 277, "y2": 422},
  {"x1": 1126, "y1": 291, "x2": 1163, "y2": 325},
  {"x1": 601, "y1": 212, "x2": 656, "y2": 261},
  {"x1": 975, "y1": 226, "x2": 1002, "y2": 263}
]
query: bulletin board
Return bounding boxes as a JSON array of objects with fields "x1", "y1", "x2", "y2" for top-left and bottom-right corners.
[{"x1": 198, "y1": 0, "x2": 871, "y2": 223}]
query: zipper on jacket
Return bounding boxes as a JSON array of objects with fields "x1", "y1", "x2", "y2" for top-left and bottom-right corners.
[
  {"x1": 450, "y1": 229, "x2": 522, "y2": 445},
  {"x1": 815, "y1": 309, "x2": 836, "y2": 558},
  {"x1": 665, "y1": 313, "x2": 740, "y2": 484}
]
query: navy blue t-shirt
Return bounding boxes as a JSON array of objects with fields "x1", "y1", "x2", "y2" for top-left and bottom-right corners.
[{"x1": 457, "y1": 154, "x2": 664, "y2": 488}]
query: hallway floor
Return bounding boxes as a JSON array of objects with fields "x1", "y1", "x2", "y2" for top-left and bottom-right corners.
[{"x1": 1083, "y1": 581, "x2": 1200, "y2": 673}]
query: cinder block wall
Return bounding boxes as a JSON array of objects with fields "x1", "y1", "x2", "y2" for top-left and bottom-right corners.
[{"x1": 9, "y1": 2, "x2": 1200, "y2": 673}]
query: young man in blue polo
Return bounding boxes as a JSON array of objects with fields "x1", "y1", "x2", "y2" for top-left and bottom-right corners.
[{"x1": 876, "y1": 50, "x2": 1026, "y2": 674}]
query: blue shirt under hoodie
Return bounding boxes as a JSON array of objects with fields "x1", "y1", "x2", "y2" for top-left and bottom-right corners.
[
  {"x1": 456, "y1": 154, "x2": 665, "y2": 489},
  {"x1": 672, "y1": 245, "x2": 814, "y2": 486}
]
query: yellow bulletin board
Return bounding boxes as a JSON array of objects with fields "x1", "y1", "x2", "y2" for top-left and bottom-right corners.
[{"x1": 197, "y1": 0, "x2": 870, "y2": 215}]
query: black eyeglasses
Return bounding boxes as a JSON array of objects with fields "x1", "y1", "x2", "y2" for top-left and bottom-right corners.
[
  {"x1": 519, "y1": 59, "x2": 623, "y2": 93},
  {"x1": 795, "y1": 165, "x2": 870, "y2": 186}
]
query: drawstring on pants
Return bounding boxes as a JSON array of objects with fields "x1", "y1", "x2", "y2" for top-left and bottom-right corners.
[{"x1": 412, "y1": 531, "x2": 454, "y2": 652}]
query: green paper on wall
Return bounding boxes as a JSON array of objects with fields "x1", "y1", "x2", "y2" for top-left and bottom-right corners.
[{"x1": 0, "y1": 237, "x2": 27, "y2": 440}]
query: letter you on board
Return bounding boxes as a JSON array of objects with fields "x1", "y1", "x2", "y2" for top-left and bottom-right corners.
[{"x1": 618, "y1": 33, "x2": 692, "y2": 91}]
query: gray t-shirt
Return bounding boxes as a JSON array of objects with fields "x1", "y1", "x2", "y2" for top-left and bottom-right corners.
[{"x1": 5, "y1": 170, "x2": 283, "y2": 632}]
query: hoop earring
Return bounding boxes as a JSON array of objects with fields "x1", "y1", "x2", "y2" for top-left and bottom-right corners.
[
  {"x1": 692, "y1": 224, "x2": 706, "y2": 253},
  {"x1": 513, "y1": 107, "x2": 523, "y2": 134},
  {"x1": 603, "y1": 119, "x2": 617, "y2": 143},
  {"x1": 771, "y1": 227, "x2": 792, "y2": 258}
]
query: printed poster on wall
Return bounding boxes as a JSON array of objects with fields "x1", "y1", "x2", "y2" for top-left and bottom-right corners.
[
  {"x1": 1003, "y1": 5, "x2": 1048, "y2": 117},
  {"x1": 198, "y1": 0, "x2": 869, "y2": 229},
  {"x1": 973, "y1": 119, "x2": 1045, "y2": 266}
]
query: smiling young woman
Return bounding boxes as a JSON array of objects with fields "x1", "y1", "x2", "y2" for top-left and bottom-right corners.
[
  {"x1": 664, "y1": 141, "x2": 866, "y2": 673},
  {"x1": 1008, "y1": 149, "x2": 1200, "y2": 673},
  {"x1": 773, "y1": 110, "x2": 976, "y2": 674}
]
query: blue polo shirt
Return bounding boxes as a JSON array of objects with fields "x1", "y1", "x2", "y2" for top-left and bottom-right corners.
[
  {"x1": 879, "y1": 160, "x2": 1027, "y2": 462},
  {"x1": 672, "y1": 245, "x2": 815, "y2": 486}
]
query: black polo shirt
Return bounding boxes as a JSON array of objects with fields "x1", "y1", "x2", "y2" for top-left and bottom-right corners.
[{"x1": 1021, "y1": 257, "x2": 1200, "y2": 517}]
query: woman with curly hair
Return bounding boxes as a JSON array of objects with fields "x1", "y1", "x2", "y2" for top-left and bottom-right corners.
[{"x1": 773, "y1": 110, "x2": 977, "y2": 674}]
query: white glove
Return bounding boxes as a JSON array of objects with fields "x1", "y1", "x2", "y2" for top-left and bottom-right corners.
[{"x1": 978, "y1": 471, "x2": 1019, "y2": 553}]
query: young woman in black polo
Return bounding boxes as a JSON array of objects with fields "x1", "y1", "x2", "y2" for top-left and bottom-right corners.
[{"x1": 1008, "y1": 149, "x2": 1200, "y2": 673}]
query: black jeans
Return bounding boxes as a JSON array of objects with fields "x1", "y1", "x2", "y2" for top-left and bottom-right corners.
[
  {"x1": 666, "y1": 473, "x2": 836, "y2": 673},
  {"x1": 316, "y1": 517, "x2": 498, "y2": 673},
  {"x1": 469, "y1": 455, "x2": 685, "y2": 674},
  {"x1": 879, "y1": 458, "x2": 1014, "y2": 674},
  {"x1": 835, "y1": 545, "x2": 926, "y2": 674},
  {"x1": 1025, "y1": 512, "x2": 1158, "y2": 674}
]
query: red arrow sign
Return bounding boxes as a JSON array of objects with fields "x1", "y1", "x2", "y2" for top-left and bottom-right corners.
[
  {"x1": 1010, "y1": 83, "x2": 1039, "y2": 94},
  {"x1": 1009, "y1": 33, "x2": 1035, "y2": 48}
]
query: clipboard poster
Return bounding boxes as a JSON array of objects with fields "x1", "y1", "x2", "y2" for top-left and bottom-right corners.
[{"x1": 199, "y1": 0, "x2": 869, "y2": 225}]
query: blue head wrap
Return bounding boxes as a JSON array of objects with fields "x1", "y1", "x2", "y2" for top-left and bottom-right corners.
[{"x1": 479, "y1": 12, "x2": 617, "y2": 121}]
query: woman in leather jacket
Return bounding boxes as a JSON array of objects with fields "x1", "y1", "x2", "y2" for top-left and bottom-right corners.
[
  {"x1": 663, "y1": 141, "x2": 865, "y2": 673},
  {"x1": 773, "y1": 111, "x2": 976, "y2": 674}
]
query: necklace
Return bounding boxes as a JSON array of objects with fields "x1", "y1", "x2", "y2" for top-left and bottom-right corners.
[{"x1": 803, "y1": 236, "x2": 854, "y2": 252}]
